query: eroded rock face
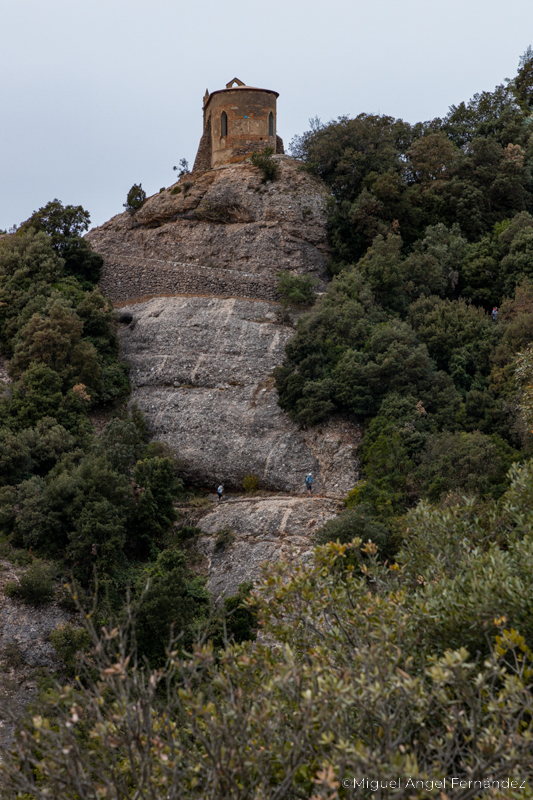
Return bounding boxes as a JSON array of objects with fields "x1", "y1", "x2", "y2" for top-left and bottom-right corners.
[
  {"x1": 196, "y1": 495, "x2": 341, "y2": 599},
  {"x1": 119, "y1": 295, "x2": 361, "y2": 497},
  {"x1": 86, "y1": 158, "x2": 330, "y2": 304}
]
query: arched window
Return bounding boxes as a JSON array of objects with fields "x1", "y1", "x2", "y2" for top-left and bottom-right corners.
[
  {"x1": 221, "y1": 111, "x2": 228, "y2": 137},
  {"x1": 268, "y1": 111, "x2": 274, "y2": 137}
]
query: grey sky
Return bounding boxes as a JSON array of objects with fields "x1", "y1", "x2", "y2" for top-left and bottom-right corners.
[{"x1": 2, "y1": 0, "x2": 532, "y2": 232}]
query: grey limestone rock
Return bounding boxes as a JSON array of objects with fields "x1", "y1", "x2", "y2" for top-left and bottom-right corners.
[
  {"x1": 195, "y1": 495, "x2": 341, "y2": 599},
  {"x1": 119, "y1": 295, "x2": 361, "y2": 497}
]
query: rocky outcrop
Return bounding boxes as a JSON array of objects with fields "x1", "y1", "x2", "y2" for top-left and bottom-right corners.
[
  {"x1": 86, "y1": 158, "x2": 330, "y2": 305},
  {"x1": 119, "y1": 295, "x2": 361, "y2": 497},
  {"x1": 88, "y1": 156, "x2": 361, "y2": 596},
  {"x1": 195, "y1": 494, "x2": 341, "y2": 599}
]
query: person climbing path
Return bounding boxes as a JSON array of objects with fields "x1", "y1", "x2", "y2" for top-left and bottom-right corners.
[
  {"x1": 305, "y1": 472, "x2": 313, "y2": 496},
  {"x1": 217, "y1": 482, "x2": 225, "y2": 501}
]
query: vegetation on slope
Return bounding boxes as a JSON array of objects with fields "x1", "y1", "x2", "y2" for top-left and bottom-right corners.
[
  {"x1": 275, "y1": 49, "x2": 533, "y2": 547},
  {"x1": 5, "y1": 471, "x2": 533, "y2": 796},
  {"x1": 0, "y1": 201, "x2": 255, "y2": 670}
]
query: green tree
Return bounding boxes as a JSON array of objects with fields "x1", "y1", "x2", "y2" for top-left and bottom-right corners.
[
  {"x1": 135, "y1": 547, "x2": 210, "y2": 665},
  {"x1": 124, "y1": 183, "x2": 146, "y2": 214},
  {"x1": 21, "y1": 198, "x2": 102, "y2": 284},
  {"x1": 0, "y1": 230, "x2": 62, "y2": 352},
  {"x1": 131, "y1": 456, "x2": 182, "y2": 554}
]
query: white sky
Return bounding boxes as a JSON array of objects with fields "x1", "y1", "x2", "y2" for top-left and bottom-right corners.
[{"x1": 1, "y1": 0, "x2": 532, "y2": 231}]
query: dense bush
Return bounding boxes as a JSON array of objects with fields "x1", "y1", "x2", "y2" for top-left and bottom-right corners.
[
  {"x1": 4, "y1": 559, "x2": 55, "y2": 606},
  {"x1": 6, "y1": 491, "x2": 533, "y2": 797},
  {"x1": 276, "y1": 271, "x2": 318, "y2": 306},
  {"x1": 50, "y1": 624, "x2": 91, "y2": 675},
  {"x1": 134, "y1": 547, "x2": 210, "y2": 666}
]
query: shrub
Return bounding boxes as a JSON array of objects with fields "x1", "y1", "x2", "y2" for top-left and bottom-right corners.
[
  {"x1": 242, "y1": 473, "x2": 259, "y2": 494},
  {"x1": 5, "y1": 540, "x2": 533, "y2": 798},
  {"x1": 276, "y1": 271, "x2": 318, "y2": 306},
  {"x1": 123, "y1": 184, "x2": 146, "y2": 214},
  {"x1": 221, "y1": 581, "x2": 258, "y2": 644},
  {"x1": 176, "y1": 525, "x2": 202, "y2": 545},
  {"x1": 135, "y1": 547, "x2": 210, "y2": 665},
  {"x1": 316, "y1": 504, "x2": 391, "y2": 557},
  {"x1": 214, "y1": 527, "x2": 235, "y2": 552},
  {"x1": 50, "y1": 624, "x2": 91, "y2": 675},
  {"x1": 4, "y1": 559, "x2": 55, "y2": 606},
  {"x1": 170, "y1": 186, "x2": 182, "y2": 195},
  {"x1": 2, "y1": 640, "x2": 24, "y2": 670},
  {"x1": 251, "y1": 146, "x2": 279, "y2": 182}
]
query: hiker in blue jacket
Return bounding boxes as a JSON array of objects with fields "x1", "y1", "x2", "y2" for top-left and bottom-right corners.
[{"x1": 305, "y1": 473, "x2": 313, "y2": 496}]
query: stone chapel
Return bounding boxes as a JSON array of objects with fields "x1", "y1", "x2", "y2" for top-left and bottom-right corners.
[{"x1": 193, "y1": 78, "x2": 284, "y2": 171}]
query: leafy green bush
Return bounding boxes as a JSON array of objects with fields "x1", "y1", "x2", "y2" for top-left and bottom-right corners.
[
  {"x1": 416, "y1": 430, "x2": 519, "y2": 501},
  {"x1": 135, "y1": 547, "x2": 210, "y2": 665},
  {"x1": 251, "y1": 146, "x2": 279, "y2": 183},
  {"x1": 276, "y1": 271, "x2": 318, "y2": 306},
  {"x1": 316, "y1": 503, "x2": 391, "y2": 557},
  {"x1": 4, "y1": 559, "x2": 55, "y2": 606},
  {"x1": 50, "y1": 624, "x2": 91, "y2": 675},
  {"x1": 220, "y1": 581, "x2": 258, "y2": 644},
  {"x1": 214, "y1": 527, "x2": 235, "y2": 552}
]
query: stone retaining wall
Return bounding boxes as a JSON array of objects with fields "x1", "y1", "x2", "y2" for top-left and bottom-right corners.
[{"x1": 100, "y1": 256, "x2": 280, "y2": 304}]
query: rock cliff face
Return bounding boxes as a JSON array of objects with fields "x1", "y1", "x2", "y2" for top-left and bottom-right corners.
[
  {"x1": 119, "y1": 295, "x2": 360, "y2": 497},
  {"x1": 86, "y1": 157, "x2": 330, "y2": 305},
  {"x1": 88, "y1": 156, "x2": 362, "y2": 595},
  {"x1": 195, "y1": 495, "x2": 341, "y2": 600}
]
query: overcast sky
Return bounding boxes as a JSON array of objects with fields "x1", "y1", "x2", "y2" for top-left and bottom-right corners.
[{"x1": 2, "y1": 0, "x2": 533, "y2": 232}]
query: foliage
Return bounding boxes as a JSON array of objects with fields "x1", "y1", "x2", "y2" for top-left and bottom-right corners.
[
  {"x1": 131, "y1": 456, "x2": 182, "y2": 554},
  {"x1": 276, "y1": 271, "x2": 318, "y2": 306},
  {"x1": 242, "y1": 473, "x2": 259, "y2": 494},
  {"x1": 20, "y1": 198, "x2": 102, "y2": 285},
  {"x1": 2, "y1": 640, "x2": 24, "y2": 669},
  {"x1": 277, "y1": 55, "x2": 533, "y2": 533},
  {"x1": 173, "y1": 158, "x2": 190, "y2": 177},
  {"x1": 219, "y1": 581, "x2": 258, "y2": 644},
  {"x1": 50, "y1": 624, "x2": 91, "y2": 675},
  {"x1": 4, "y1": 559, "x2": 55, "y2": 606},
  {"x1": 251, "y1": 146, "x2": 279, "y2": 182},
  {"x1": 123, "y1": 183, "x2": 146, "y2": 214},
  {"x1": 134, "y1": 547, "x2": 210, "y2": 666},
  {"x1": 4, "y1": 531, "x2": 533, "y2": 798},
  {"x1": 316, "y1": 503, "x2": 391, "y2": 557}
]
